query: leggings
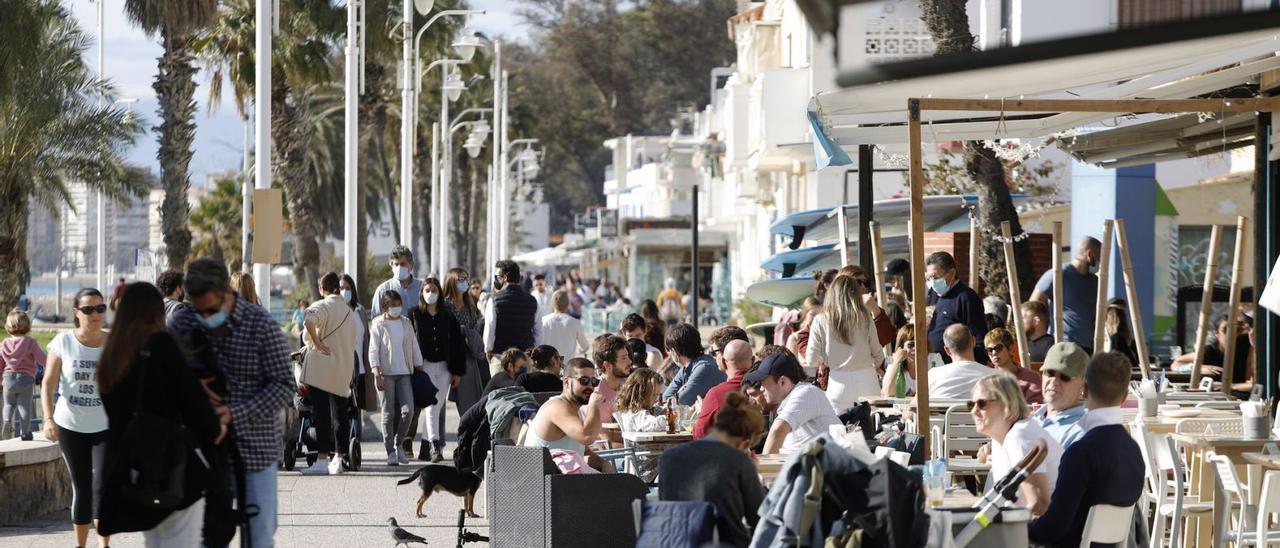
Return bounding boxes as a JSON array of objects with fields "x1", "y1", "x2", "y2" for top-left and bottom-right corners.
[
  {"x1": 2, "y1": 372, "x2": 35, "y2": 439},
  {"x1": 57, "y1": 427, "x2": 108, "y2": 525}
]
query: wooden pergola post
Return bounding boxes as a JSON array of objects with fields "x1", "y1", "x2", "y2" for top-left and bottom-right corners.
[
  {"x1": 1052, "y1": 221, "x2": 1064, "y2": 343},
  {"x1": 1093, "y1": 221, "x2": 1115, "y2": 353},
  {"x1": 1002, "y1": 222, "x2": 1033, "y2": 367},
  {"x1": 836, "y1": 206, "x2": 851, "y2": 267},
  {"x1": 870, "y1": 221, "x2": 887, "y2": 307},
  {"x1": 1190, "y1": 224, "x2": 1222, "y2": 389},
  {"x1": 908, "y1": 100, "x2": 931, "y2": 458},
  {"x1": 970, "y1": 214, "x2": 981, "y2": 291},
  {"x1": 1114, "y1": 219, "x2": 1152, "y2": 377},
  {"x1": 1222, "y1": 216, "x2": 1249, "y2": 394}
]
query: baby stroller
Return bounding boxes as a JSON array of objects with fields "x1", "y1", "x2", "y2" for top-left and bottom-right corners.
[{"x1": 282, "y1": 384, "x2": 363, "y2": 471}]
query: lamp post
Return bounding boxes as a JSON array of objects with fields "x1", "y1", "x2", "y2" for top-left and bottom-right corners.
[
  {"x1": 502, "y1": 139, "x2": 539, "y2": 258},
  {"x1": 253, "y1": 0, "x2": 273, "y2": 309},
  {"x1": 401, "y1": 9, "x2": 483, "y2": 264},
  {"x1": 414, "y1": 59, "x2": 467, "y2": 272},
  {"x1": 95, "y1": 0, "x2": 105, "y2": 292},
  {"x1": 343, "y1": 0, "x2": 366, "y2": 287}
]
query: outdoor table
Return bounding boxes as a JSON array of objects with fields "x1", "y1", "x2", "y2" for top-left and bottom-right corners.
[
  {"x1": 755, "y1": 454, "x2": 789, "y2": 486},
  {"x1": 1170, "y1": 432, "x2": 1280, "y2": 547},
  {"x1": 621, "y1": 431, "x2": 693, "y2": 464},
  {"x1": 1241, "y1": 451, "x2": 1280, "y2": 470},
  {"x1": 1126, "y1": 407, "x2": 1241, "y2": 435}
]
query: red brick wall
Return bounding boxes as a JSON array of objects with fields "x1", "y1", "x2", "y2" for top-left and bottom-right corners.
[{"x1": 922, "y1": 232, "x2": 1054, "y2": 297}]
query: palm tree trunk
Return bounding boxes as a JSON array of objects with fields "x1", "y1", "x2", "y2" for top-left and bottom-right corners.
[
  {"x1": 156, "y1": 29, "x2": 197, "y2": 269},
  {"x1": 271, "y1": 75, "x2": 321, "y2": 297},
  {"x1": 0, "y1": 184, "x2": 30, "y2": 310},
  {"x1": 919, "y1": 0, "x2": 1031, "y2": 300}
]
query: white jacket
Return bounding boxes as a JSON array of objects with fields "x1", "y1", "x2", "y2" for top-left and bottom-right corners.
[
  {"x1": 806, "y1": 313, "x2": 885, "y2": 408},
  {"x1": 369, "y1": 315, "x2": 423, "y2": 376}
]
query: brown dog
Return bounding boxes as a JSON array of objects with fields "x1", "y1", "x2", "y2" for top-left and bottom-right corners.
[{"x1": 396, "y1": 465, "x2": 482, "y2": 518}]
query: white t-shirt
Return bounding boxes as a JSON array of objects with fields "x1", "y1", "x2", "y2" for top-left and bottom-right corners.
[
  {"x1": 990, "y1": 419, "x2": 1064, "y2": 497},
  {"x1": 927, "y1": 360, "x2": 993, "y2": 399},
  {"x1": 48, "y1": 331, "x2": 108, "y2": 433},
  {"x1": 777, "y1": 383, "x2": 842, "y2": 454}
]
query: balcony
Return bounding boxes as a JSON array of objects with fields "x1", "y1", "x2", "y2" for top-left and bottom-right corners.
[{"x1": 747, "y1": 68, "x2": 812, "y2": 170}]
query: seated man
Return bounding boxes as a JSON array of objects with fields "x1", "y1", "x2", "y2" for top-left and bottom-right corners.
[
  {"x1": 928, "y1": 324, "x2": 993, "y2": 399},
  {"x1": 746, "y1": 354, "x2": 840, "y2": 455},
  {"x1": 522, "y1": 357, "x2": 612, "y2": 471},
  {"x1": 620, "y1": 313, "x2": 663, "y2": 367},
  {"x1": 1028, "y1": 352, "x2": 1145, "y2": 547},
  {"x1": 1020, "y1": 301, "x2": 1054, "y2": 363},
  {"x1": 1031, "y1": 342, "x2": 1088, "y2": 449},
  {"x1": 693, "y1": 339, "x2": 753, "y2": 438},
  {"x1": 662, "y1": 323, "x2": 726, "y2": 405}
]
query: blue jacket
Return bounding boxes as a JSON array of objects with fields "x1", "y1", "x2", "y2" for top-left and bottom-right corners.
[
  {"x1": 1028, "y1": 424, "x2": 1144, "y2": 547},
  {"x1": 662, "y1": 354, "x2": 726, "y2": 405}
]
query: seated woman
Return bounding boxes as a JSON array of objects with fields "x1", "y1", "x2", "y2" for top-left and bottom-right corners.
[
  {"x1": 983, "y1": 328, "x2": 1043, "y2": 404},
  {"x1": 482, "y1": 348, "x2": 528, "y2": 396},
  {"x1": 1171, "y1": 314, "x2": 1254, "y2": 397},
  {"x1": 971, "y1": 373, "x2": 1063, "y2": 516},
  {"x1": 880, "y1": 324, "x2": 917, "y2": 397},
  {"x1": 658, "y1": 392, "x2": 766, "y2": 547}
]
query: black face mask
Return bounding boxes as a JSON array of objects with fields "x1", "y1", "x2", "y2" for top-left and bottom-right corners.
[{"x1": 494, "y1": 276, "x2": 505, "y2": 291}]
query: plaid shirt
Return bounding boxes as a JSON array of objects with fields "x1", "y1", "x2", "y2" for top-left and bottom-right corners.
[{"x1": 170, "y1": 294, "x2": 294, "y2": 472}]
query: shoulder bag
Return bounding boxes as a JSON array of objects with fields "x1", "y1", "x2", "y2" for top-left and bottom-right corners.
[{"x1": 118, "y1": 349, "x2": 192, "y2": 510}]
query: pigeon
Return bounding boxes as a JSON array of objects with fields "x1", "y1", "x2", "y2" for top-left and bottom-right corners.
[{"x1": 387, "y1": 517, "x2": 428, "y2": 546}]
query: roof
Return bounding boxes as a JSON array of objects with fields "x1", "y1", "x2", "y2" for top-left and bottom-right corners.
[
  {"x1": 811, "y1": 15, "x2": 1280, "y2": 147},
  {"x1": 1060, "y1": 111, "x2": 1256, "y2": 168}
]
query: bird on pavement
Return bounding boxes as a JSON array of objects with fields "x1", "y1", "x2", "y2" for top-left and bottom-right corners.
[{"x1": 387, "y1": 517, "x2": 428, "y2": 546}]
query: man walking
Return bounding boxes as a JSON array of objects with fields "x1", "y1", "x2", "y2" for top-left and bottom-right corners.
[
  {"x1": 1030, "y1": 236, "x2": 1101, "y2": 352},
  {"x1": 925, "y1": 251, "x2": 987, "y2": 364},
  {"x1": 483, "y1": 260, "x2": 541, "y2": 361},
  {"x1": 372, "y1": 245, "x2": 424, "y2": 316},
  {"x1": 170, "y1": 258, "x2": 294, "y2": 548}
]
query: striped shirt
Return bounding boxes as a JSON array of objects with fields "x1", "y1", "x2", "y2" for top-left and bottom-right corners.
[{"x1": 170, "y1": 294, "x2": 294, "y2": 472}]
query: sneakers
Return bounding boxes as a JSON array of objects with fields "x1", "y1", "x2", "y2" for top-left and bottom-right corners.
[
  {"x1": 300, "y1": 457, "x2": 330, "y2": 476},
  {"x1": 396, "y1": 448, "x2": 410, "y2": 465},
  {"x1": 328, "y1": 457, "x2": 344, "y2": 475},
  {"x1": 431, "y1": 440, "x2": 445, "y2": 463},
  {"x1": 386, "y1": 453, "x2": 399, "y2": 467}
]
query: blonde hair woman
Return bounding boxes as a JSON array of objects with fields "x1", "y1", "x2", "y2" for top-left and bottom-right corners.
[
  {"x1": 970, "y1": 373, "x2": 1063, "y2": 516},
  {"x1": 805, "y1": 275, "x2": 884, "y2": 409},
  {"x1": 230, "y1": 271, "x2": 259, "y2": 305}
]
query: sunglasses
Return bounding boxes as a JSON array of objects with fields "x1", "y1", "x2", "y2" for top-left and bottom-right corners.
[
  {"x1": 966, "y1": 398, "x2": 992, "y2": 411},
  {"x1": 1044, "y1": 370, "x2": 1074, "y2": 383},
  {"x1": 985, "y1": 344, "x2": 1006, "y2": 354},
  {"x1": 575, "y1": 376, "x2": 601, "y2": 387},
  {"x1": 903, "y1": 341, "x2": 916, "y2": 350},
  {"x1": 77, "y1": 304, "x2": 108, "y2": 315}
]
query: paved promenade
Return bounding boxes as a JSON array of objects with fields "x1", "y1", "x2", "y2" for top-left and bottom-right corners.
[{"x1": 0, "y1": 413, "x2": 489, "y2": 547}]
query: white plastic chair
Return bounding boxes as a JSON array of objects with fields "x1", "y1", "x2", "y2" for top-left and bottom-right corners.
[
  {"x1": 1147, "y1": 433, "x2": 1212, "y2": 548},
  {"x1": 1207, "y1": 451, "x2": 1255, "y2": 547},
  {"x1": 1078, "y1": 504, "x2": 1135, "y2": 548},
  {"x1": 1175, "y1": 418, "x2": 1244, "y2": 436},
  {"x1": 943, "y1": 404, "x2": 990, "y2": 475},
  {"x1": 1252, "y1": 471, "x2": 1280, "y2": 547}
]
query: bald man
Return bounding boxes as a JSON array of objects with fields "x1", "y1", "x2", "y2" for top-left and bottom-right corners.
[
  {"x1": 1031, "y1": 236, "x2": 1101, "y2": 352},
  {"x1": 692, "y1": 339, "x2": 754, "y2": 438}
]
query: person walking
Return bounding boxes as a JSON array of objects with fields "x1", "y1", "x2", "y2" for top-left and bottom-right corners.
[
  {"x1": 541, "y1": 290, "x2": 591, "y2": 359},
  {"x1": 298, "y1": 272, "x2": 359, "y2": 476},
  {"x1": 656, "y1": 278, "x2": 685, "y2": 325},
  {"x1": 372, "y1": 245, "x2": 424, "y2": 316},
  {"x1": 95, "y1": 283, "x2": 224, "y2": 545},
  {"x1": 168, "y1": 258, "x2": 294, "y2": 548},
  {"x1": 230, "y1": 271, "x2": 260, "y2": 306},
  {"x1": 156, "y1": 270, "x2": 188, "y2": 325},
  {"x1": 483, "y1": 260, "x2": 541, "y2": 362},
  {"x1": 2, "y1": 309, "x2": 44, "y2": 440},
  {"x1": 442, "y1": 267, "x2": 489, "y2": 424},
  {"x1": 806, "y1": 275, "x2": 885, "y2": 410},
  {"x1": 42, "y1": 288, "x2": 111, "y2": 548},
  {"x1": 368, "y1": 291, "x2": 423, "y2": 466},
  {"x1": 408, "y1": 278, "x2": 464, "y2": 462}
]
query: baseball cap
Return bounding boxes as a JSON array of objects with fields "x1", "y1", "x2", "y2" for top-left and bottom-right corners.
[
  {"x1": 744, "y1": 353, "x2": 804, "y2": 386},
  {"x1": 1041, "y1": 341, "x2": 1088, "y2": 379}
]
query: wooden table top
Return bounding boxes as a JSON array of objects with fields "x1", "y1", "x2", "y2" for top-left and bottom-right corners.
[
  {"x1": 1241, "y1": 452, "x2": 1280, "y2": 469},
  {"x1": 622, "y1": 431, "x2": 694, "y2": 443},
  {"x1": 1170, "y1": 433, "x2": 1280, "y2": 448}
]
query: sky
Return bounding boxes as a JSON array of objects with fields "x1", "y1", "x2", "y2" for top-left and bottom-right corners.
[{"x1": 71, "y1": 0, "x2": 530, "y2": 188}]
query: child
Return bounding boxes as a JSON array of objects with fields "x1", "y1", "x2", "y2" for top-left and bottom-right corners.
[
  {"x1": 2, "y1": 308, "x2": 45, "y2": 440},
  {"x1": 368, "y1": 292, "x2": 423, "y2": 466}
]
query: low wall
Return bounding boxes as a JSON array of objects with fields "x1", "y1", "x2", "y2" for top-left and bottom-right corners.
[{"x1": 0, "y1": 437, "x2": 69, "y2": 525}]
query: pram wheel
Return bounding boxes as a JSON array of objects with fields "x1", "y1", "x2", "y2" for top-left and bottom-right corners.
[
  {"x1": 283, "y1": 440, "x2": 298, "y2": 471},
  {"x1": 347, "y1": 437, "x2": 362, "y2": 471}
]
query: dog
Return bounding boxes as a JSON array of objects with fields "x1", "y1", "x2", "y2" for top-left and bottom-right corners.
[{"x1": 397, "y1": 464, "x2": 482, "y2": 518}]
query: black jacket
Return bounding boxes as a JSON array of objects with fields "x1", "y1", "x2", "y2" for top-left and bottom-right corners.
[
  {"x1": 926, "y1": 280, "x2": 988, "y2": 364},
  {"x1": 410, "y1": 305, "x2": 466, "y2": 377},
  {"x1": 1028, "y1": 424, "x2": 1144, "y2": 547},
  {"x1": 491, "y1": 285, "x2": 538, "y2": 352},
  {"x1": 99, "y1": 332, "x2": 222, "y2": 535}
]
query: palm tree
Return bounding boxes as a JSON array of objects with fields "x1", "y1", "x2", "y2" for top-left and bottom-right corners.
[
  {"x1": 0, "y1": 1, "x2": 145, "y2": 310},
  {"x1": 190, "y1": 176, "x2": 244, "y2": 269},
  {"x1": 124, "y1": 0, "x2": 218, "y2": 270}
]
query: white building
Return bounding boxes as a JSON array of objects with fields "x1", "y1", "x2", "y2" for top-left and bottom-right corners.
[{"x1": 60, "y1": 181, "x2": 152, "y2": 274}]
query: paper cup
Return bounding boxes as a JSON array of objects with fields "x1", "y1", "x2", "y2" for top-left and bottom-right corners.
[
  {"x1": 1139, "y1": 398, "x2": 1158, "y2": 418},
  {"x1": 1244, "y1": 416, "x2": 1272, "y2": 439}
]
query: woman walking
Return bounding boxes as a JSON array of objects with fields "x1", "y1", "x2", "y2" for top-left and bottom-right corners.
[
  {"x1": 2, "y1": 309, "x2": 44, "y2": 440},
  {"x1": 409, "y1": 278, "x2": 464, "y2": 462},
  {"x1": 443, "y1": 267, "x2": 489, "y2": 418},
  {"x1": 369, "y1": 291, "x2": 423, "y2": 466},
  {"x1": 42, "y1": 288, "x2": 111, "y2": 548},
  {"x1": 95, "y1": 283, "x2": 223, "y2": 545},
  {"x1": 806, "y1": 275, "x2": 884, "y2": 410}
]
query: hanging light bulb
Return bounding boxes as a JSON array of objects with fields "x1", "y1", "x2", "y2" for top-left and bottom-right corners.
[{"x1": 453, "y1": 28, "x2": 481, "y2": 62}]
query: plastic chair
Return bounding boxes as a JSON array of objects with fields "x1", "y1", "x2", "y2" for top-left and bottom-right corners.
[
  {"x1": 1248, "y1": 470, "x2": 1280, "y2": 547},
  {"x1": 1174, "y1": 418, "x2": 1244, "y2": 436},
  {"x1": 1078, "y1": 504, "x2": 1135, "y2": 548},
  {"x1": 1147, "y1": 432, "x2": 1212, "y2": 548},
  {"x1": 1207, "y1": 451, "x2": 1255, "y2": 547},
  {"x1": 943, "y1": 404, "x2": 991, "y2": 476}
]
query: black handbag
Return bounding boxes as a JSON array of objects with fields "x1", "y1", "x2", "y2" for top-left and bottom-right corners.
[
  {"x1": 118, "y1": 349, "x2": 192, "y2": 510},
  {"x1": 411, "y1": 369, "x2": 439, "y2": 408}
]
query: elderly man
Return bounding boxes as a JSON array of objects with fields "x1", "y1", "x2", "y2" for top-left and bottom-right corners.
[
  {"x1": 1031, "y1": 342, "x2": 1089, "y2": 449},
  {"x1": 925, "y1": 251, "x2": 988, "y2": 364},
  {"x1": 693, "y1": 339, "x2": 754, "y2": 438},
  {"x1": 748, "y1": 353, "x2": 840, "y2": 455},
  {"x1": 1030, "y1": 236, "x2": 1102, "y2": 352},
  {"x1": 927, "y1": 324, "x2": 993, "y2": 399}
]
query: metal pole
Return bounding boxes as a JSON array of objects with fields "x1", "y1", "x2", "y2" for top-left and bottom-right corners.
[
  {"x1": 489, "y1": 40, "x2": 501, "y2": 271},
  {"x1": 253, "y1": 0, "x2": 273, "y2": 310},
  {"x1": 430, "y1": 122, "x2": 440, "y2": 273},
  {"x1": 440, "y1": 78, "x2": 452, "y2": 269},
  {"x1": 857, "y1": 145, "x2": 873, "y2": 272},
  {"x1": 399, "y1": 0, "x2": 413, "y2": 248},
  {"x1": 691, "y1": 183, "x2": 699, "y2": 325},
  {"x1": 498, "y1": 70, "x2": 510, "y2": 260},
  {"x1": 242, "y1": 115, "x2": 252, "y2": 270},
  {"x1": 343, "y1": 0, "x2": 360, "y2": 286},
  {"x1": 96, "y1": 0, "x2": 105, "y2": 291}
]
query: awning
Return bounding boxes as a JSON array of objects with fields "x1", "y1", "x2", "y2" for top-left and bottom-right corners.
[
  {"x1": 512, "y1": 246, "x2": 568, "y2": 267},
  {"x1": 744, "y1": 276, "x2": 814, "y2": 308},
  {"x1": 760, "y1": 235, "x2": 910, "y2": 277},
  {"x1": 1060, "y1": 112, "x2": 1257, "y2": 168},
  {"x1": 812, "y1": 20, "x2": 1280, "y2": 147},
  {"x1": 770, "y1": 195, "x2": 1025, "y2": 248}
]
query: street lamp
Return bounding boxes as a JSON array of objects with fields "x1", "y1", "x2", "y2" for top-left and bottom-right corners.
[
  {"x1": 518, "y1": 147, "x2": 540, "y2": 179},
  {"x1": 453, "y1": 27, "x2": 482, "y2": 62},
  {"x1": 443, "y1": 68, "x2": 465, "y2": 102},
  {"x1": 413, "y1": 0, "x2": 434, "y2": 15}
]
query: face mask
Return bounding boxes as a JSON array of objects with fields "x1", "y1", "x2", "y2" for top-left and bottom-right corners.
[
  {"x1": 424, "y1": 292, "x2": 439, "y2": 305},
  {"x1": 929, "y1": 277, "x2": 950, "y2": 296},
  {"x1": 1088, "y1": 261, "x2": 1100, "y2": 275},
  {"x1": 388, "y1": 306, "x2": 402, "y2": 318},
  {"x1": 202, "y1": 311, "x2": 229, "y2": 329},
  {"x1": 393, "y1": 265, "x2": 411, "y2": 279},
  {"x1": 340, "y1": 289, "x2": 353, "y2": 302},
  {"x1": 457, "y1": 281, "x2": 469, "y2": 293}
]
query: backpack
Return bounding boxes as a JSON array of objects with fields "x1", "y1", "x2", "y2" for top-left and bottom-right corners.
[
  {"x1": 118, "y1": 349, "x2": 193, "y2": 510},
  {"x1": 660, "y1": 294, "x2": 682, "y2": 321}
]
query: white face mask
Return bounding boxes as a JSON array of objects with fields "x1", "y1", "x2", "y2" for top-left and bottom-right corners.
[
  {"x1": 393, "y1": 265, "x2": 411, "y2": 280},
  {"x1": 340, "y1": 289, "x2": 353, "y2": 302},
  {"x1": 424, "y1": 292, "x2": 439, "y2": 305},
  {"x1": 388, "y1": 306, "x2": 402, "y2": 318}
]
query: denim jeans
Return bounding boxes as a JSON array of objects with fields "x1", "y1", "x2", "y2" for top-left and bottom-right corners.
[{"x1": 210, "y1": 466, "x2": 277, "y2": 548}]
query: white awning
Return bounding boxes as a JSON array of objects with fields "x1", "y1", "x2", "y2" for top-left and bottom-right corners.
[{"x1": 813, "y1": 27, "x2": 1280, "y2": 146}]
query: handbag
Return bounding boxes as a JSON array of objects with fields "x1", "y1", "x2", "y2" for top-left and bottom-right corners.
[
  {"x1": 118, "y1": 349, "x2": 192, "y2": 510},
  {"x1": 298, "y1": 306, "x2": 353, "y2": 397},
  {"x1": 411, "y1": 369, "x2": 439, "y2": 408}
]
